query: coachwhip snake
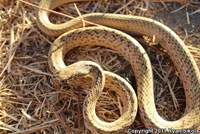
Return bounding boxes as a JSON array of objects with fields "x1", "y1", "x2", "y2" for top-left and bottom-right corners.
[{"x1": 36, "y1": 0, "x2": 200, "y2": 133}]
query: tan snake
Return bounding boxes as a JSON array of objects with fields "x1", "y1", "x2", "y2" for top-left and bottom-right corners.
[{"x1": 36, "y1": 0, "x2": 200, "y2": 133}]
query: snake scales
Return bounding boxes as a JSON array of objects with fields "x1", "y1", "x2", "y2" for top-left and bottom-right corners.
[{"x1": 36, "y1": 0, "x2": 200, "y2": 133}]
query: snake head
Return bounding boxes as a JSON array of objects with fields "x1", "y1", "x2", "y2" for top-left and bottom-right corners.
[{"x1": 57, "y1": 61, "x2": 99, "y2": 82}]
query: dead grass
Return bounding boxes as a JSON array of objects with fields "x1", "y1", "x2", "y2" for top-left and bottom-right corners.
[{"x1": 0, "y1": 0, "x2": 200, "y2": 134}]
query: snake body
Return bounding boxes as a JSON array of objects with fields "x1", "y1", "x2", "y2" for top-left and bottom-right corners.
[{"x1": 36, "y1": 0, "x2": 200, "y2": 133}]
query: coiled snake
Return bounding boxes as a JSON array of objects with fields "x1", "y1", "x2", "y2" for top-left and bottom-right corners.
[{"x1": 36, "y1": 0, "x2": 200, "y2": 133}]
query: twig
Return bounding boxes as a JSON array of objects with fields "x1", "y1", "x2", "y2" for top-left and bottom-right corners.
[
  {"x1": 10, "y1": 119, "x2": 58, "y2": 134},
  {"x1": 77, "y1": 92, "x2": 82, "y2": 134},
  {"x1": 17, "y1": 64, "x2": 53, "y2": 76},
  {"x1": 74, "y1": 3, "x2": 85, "y2": 28},
  {"x1": 18, "y1": 0, "x2": 102, "y2": 27},
  {"x1": 0, "y1": 47, "x2": 17, "y2": 78},
  {"x1": 0, "y1": 121, "x2": 21, "y2": 132},
  {"x1": 114, "y1": 0, "x2": 135, "y2": 14},
  {"x1": 51, "y1": 105, "x2": 74, "y2": 134},
  {"x1": 8, "y1": 25, "x2": 15, "y2": 73}
]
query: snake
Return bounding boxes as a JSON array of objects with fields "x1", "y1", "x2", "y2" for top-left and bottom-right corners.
[{"x1": 36, "y1": 0, "x2": 200, "y2": 133}]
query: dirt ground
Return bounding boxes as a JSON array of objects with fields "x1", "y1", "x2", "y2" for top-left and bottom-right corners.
[
  {"x1": 157, "y1": 3, "x2": 200, "y2": 32},
  {"x1": 0, "y1": 0, "x2": 200, "y2": 134}
]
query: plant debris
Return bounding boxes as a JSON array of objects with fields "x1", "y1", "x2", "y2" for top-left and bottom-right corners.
[{"x1": 0, "y1": 0, "x2": 199, "y2": 133}]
